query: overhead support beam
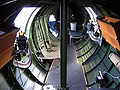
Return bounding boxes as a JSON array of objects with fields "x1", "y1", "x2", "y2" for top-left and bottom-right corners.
[{"x1": 58, "y1": 0, "x2": 69, "y2": 90}]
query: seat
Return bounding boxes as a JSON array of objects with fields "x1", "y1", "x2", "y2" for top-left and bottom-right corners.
[
  {"x1": 69, "y1": 30, "x2": 83, "y2": 46},
  {"x1": 69, "y1": 22, "x2": 84, "y2": 46}
]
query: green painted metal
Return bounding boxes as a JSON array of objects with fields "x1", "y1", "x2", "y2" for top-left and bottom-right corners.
[
  {"x1": 81, "y1": 43, "x2": 120, "y2": 88},
  {"x1": 77, "y1": 38, "x2": 99, "y2": 63}
]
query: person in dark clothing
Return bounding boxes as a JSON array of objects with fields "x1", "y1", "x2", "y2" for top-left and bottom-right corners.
[{"x1": 17, "y1": 31, "x2": 27, "y2": 50}]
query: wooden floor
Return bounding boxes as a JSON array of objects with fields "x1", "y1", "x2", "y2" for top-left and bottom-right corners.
[{"x1": 40, "y1": 40, "x2": 60, "y2": 59}]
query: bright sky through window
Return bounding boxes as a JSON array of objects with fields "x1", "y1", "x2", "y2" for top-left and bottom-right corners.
[{"x1": 14, "y1": 7, "x2": 36, "y2": 36}]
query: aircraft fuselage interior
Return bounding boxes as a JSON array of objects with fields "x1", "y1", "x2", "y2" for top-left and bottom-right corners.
[{"x1": 0, "y1": 0, "x2": 120, "y2": 90}]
